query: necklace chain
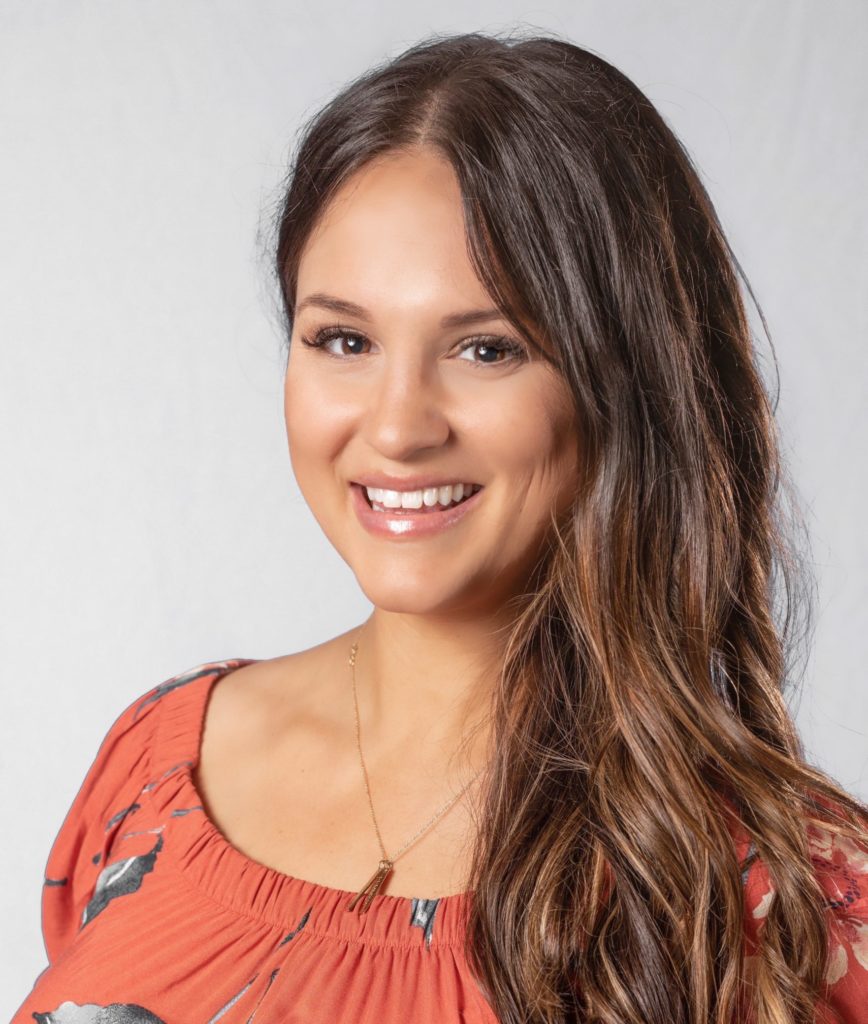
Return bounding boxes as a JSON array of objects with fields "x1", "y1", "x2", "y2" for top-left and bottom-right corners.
[{"x1": 345, "y1": 633, "x2": 485, "y2": 912}]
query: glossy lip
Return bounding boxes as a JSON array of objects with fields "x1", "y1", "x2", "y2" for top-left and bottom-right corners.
[{"x1": 350, "y1": 482, "x2": 484, "y2": 538}]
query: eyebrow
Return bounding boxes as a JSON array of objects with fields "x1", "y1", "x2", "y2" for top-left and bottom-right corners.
[{"x1": 294, "y1": 292, "x2": 506, "y2": 330}]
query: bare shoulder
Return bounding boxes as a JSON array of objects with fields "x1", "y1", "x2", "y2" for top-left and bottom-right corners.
[{"x1": 201, "y1": 632, "x2": 357, "y2": 753}]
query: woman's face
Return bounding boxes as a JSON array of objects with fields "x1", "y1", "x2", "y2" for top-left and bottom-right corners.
[{"x1": 284, "y1": 147, "x2": 580, "y2": 618}]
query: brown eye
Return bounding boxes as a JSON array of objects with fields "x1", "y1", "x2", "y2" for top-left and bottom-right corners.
[
  {"x1": 299, "y1": 327, "x2": 528, "y2": 366},
  {"x1": 300, "y1": 328, "x2": 370, "y2": 357},
  {"x1": 456, "y1": 336, "x2": 528, "y2": 366}
]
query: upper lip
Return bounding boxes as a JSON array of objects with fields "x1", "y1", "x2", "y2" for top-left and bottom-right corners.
[{"x1": 352, "y1": 472, "x2": 482, "y2": 491}]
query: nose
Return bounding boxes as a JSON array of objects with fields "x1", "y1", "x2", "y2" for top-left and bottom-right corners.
[{"x1": 360, "y1": 353, "x2": 451, "y2": 461}]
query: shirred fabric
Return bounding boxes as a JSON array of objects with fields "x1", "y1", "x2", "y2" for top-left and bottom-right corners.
[
  {"x1": 14, "y1": 660, "x2": 497, "y2": 1023},
  {"x1": 12, "y1": 660, "x2": 868, "y2": 1023}
]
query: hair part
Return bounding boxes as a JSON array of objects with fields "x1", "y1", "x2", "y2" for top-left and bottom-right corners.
[{"x1": 270, "y1": 28, "x2": 868, "y2": 1024}]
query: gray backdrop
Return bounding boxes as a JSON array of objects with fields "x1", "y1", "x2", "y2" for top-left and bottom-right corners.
[{"x1": 2, "y1": 0, "x2": 865, "y2": 1011}]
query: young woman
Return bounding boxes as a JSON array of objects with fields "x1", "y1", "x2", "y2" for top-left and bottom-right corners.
[{"x1": 14, "y1": 29, "x2": 868, "y2": 1024}]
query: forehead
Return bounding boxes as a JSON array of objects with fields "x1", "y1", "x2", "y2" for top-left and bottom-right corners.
[{"x1": 295, "y1": 149, "x2": 497, "y2": 316}]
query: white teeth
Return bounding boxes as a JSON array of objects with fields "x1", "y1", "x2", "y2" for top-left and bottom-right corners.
[
  {"x1": 400, "y1": 490, "x2": 423, "y2": 509},
  {"x1": 364, "y1": 483, "x2": 480, "y2": 510}
]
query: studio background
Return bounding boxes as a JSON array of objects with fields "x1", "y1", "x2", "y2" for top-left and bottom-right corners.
[{"x1": 1, "y1": 0, "x2": 865, "y2": 1010}]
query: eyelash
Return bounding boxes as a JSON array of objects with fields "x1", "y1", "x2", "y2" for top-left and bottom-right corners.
[{"x1": 299, "y1": 326, "x2": 528, "y2": 368}]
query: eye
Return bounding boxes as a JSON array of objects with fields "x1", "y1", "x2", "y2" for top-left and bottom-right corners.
[
  {"x1": 455, "y1": 336, "x2": 528, "y2": 367},
  {"x1": 298, "y1": 326, "x2": 528, "y2": 367},
  {"x1": 299, "y1": 326, "x2": 370, "y2": 357}
]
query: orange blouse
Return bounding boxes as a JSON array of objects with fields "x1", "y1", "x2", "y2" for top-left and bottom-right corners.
[{"x1": 12, "y1": 659, "x2": 868, "y2": 1022}]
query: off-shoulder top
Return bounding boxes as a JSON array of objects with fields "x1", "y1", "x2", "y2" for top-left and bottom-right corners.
[{"x1": 11, "y1": 659, "x2": 868, "y2": 1022}]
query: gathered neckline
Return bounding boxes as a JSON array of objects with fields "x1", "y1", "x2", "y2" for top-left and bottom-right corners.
[{"x1": 145, "y1": 658, "x2": 473, "y2": 949}]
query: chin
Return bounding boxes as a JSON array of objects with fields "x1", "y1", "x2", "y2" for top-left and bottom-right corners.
[
  {"x1": 355, "y1": 576, "x2": 455, "y2": 616},
  {"x1": 358, "y1": 559, "x2": 523, "y2": 622}
]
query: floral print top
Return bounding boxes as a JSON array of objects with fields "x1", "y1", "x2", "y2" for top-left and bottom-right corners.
[
  {"x1": 11, "y1": 659, "x2": 868, "y2": 1022},
  {"x1": 740, "y1": 814, "x2": 868, "y2": 1022}
]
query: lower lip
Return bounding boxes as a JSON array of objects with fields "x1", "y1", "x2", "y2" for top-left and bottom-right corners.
[{"x1": 350, "y1": 484, "x2": 484, "y2": 538}]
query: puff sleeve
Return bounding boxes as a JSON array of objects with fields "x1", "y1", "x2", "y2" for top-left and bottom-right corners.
[{"x1": 39, "y1": 681, "x2": 163, "y2": 967}]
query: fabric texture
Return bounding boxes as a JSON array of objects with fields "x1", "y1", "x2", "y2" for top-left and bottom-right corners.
[{"x1": 12, "y1": 659, "x2": 868, "y2": 1023}]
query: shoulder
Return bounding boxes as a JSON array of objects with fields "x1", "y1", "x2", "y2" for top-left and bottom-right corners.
[
  {"x1": 199, "y1": 634, "x2": 356, "y2": 751},
  {"x1": 46, "y1": 657, "x2": 269, "y2": 851},
  {"x1": 743, "y1": 815, "x2": 868, "y2": 939},
  {"x1": 743, "y1": 815, "x2": 868, "y2": 1018},
  {"x1": 46, "y1": 661, "x2": 233, "y2": 831},
  {"x1": 40, "y1": 658, "x2": 254, "y2": 963},
  {"x1": 806, "y1": 824, "x2": 868, "y2": 989},
  {"x1": 83, "y1": 659, "x2": 246, "y2": 773}
]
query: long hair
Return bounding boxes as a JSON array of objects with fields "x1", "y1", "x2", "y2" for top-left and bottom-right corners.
[{"x1": 269, "y1": 29, "x2": 868, "y2": 1024}]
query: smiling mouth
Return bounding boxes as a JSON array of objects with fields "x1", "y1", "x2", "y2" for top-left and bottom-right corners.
[{"x1": 359, "y1": 484, "x2": 483, "y2": 514}]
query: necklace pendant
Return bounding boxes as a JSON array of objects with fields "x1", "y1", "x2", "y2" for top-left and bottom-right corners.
[{"x1": 347, "y1": 858, "x2": 394, "y2": 913}]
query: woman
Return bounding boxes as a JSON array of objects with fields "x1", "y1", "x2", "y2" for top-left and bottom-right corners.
[{"x1": 14, "y1": 29, "x2": 868, "y2": 1024}]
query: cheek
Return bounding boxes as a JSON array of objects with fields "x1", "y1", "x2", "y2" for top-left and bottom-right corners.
[
  {"x1": 284, "y1": 386, "x2": 336, "y2": 513},
  {"x1": 475, "y1": 378, "x2": 579, "y2": 496},
  {"x1": 283, "y1": 366, "x2": 347, "y2": 469}
]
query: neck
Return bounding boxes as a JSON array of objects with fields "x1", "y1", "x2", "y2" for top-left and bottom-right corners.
[{"x1": 350, "y1": 608, "x2": 512, "y2": 771}]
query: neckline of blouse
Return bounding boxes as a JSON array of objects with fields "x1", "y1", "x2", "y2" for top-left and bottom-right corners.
[{"x1": 144, "y1": 658, "x2": 474, "y2": 949}]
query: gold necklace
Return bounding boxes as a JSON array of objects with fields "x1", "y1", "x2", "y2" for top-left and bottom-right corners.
[{"x1": 345, "y1": 636, "x2": 486, "y2": 913}]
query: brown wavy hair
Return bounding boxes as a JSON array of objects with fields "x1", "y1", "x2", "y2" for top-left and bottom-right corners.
[{"x1": 269, "y1": 28, "x2": 868, "y2": 1024}]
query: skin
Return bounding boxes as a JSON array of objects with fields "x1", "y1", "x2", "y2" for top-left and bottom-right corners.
[
  {"x1": 284, "y1": 146, "x2": 580, "y2": 762},
  {"x1": 194, "y1": 146, "x2": 582, "y2": 898}
]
